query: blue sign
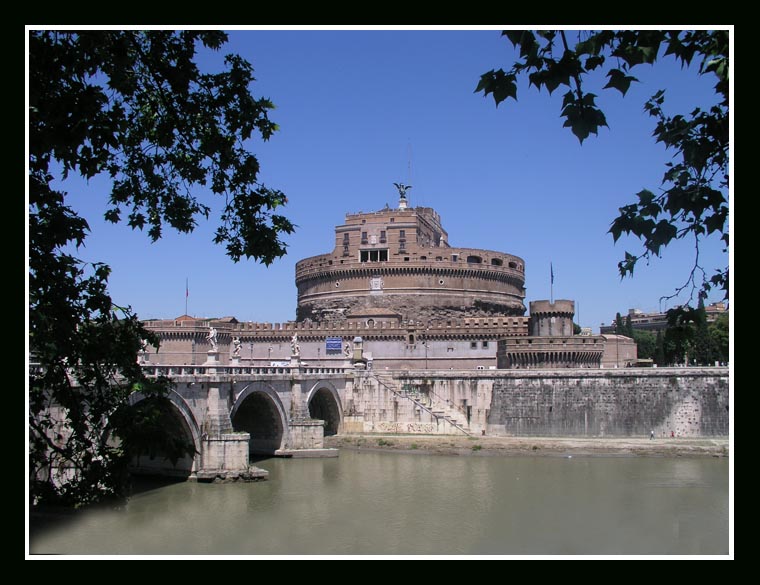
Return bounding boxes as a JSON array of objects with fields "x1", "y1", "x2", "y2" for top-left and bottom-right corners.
[{"x1": 326, "y1": 337, "x2": 343, "y2": 353}]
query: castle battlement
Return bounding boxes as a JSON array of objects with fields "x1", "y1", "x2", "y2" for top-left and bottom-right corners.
[{"x1": 144, "y1": 315, "x2": 530, "y2": 339}]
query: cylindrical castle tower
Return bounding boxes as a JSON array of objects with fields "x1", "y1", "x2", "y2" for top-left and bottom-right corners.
[
  {"x1": 529, "y1": 300, "x2": 575, "y2": 337},
  {"x1": 295, "y1": 202, "x2": 526, "y2": 322}
]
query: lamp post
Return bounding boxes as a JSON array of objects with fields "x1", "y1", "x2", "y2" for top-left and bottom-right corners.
[{"x1": 249, "y1": 342, "x2": 253, "y2": 363}]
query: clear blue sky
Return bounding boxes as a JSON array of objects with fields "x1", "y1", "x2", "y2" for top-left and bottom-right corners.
[{"x1": 48, "y1": 27, "x2": 730, "y2": 332}]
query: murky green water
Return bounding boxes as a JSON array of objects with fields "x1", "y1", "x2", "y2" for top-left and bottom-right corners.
[{"x1": 29, "y1": 451, "x2": 729, "y2": 556}]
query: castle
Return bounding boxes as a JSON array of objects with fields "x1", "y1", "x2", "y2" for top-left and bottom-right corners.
[{"x1": 143, "y1": 188, "x2": 636, "y2": 370}]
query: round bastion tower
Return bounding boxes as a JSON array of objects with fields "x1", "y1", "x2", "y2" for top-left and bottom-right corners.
[
  {"x1": 295, "y1": 188, "x2": 527, "y2": 323},
  {"x1": 529, "y1": 300, "x2": 575, "y2": 337}
]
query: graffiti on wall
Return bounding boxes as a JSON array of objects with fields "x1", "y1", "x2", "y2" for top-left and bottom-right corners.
[{"x1": 373, "y1": 421, "x2": 437, "y2": 434}]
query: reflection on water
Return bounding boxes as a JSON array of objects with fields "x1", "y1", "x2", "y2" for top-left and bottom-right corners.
[{"x1": 29, "y1": 451, "x2": 729, "y2": 555}]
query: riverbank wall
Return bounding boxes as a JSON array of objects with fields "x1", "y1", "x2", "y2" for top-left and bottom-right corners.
[
  {"x1": 351, "y1": 367, "x2": 729, "y2": 438},
  {"x1": 485, "y1": 368, "x2": 728, "y2": 437}
]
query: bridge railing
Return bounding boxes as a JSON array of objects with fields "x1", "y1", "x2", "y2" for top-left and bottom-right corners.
[{"x1": 141, "y1": 364, "x2": 351, "y2": 377}]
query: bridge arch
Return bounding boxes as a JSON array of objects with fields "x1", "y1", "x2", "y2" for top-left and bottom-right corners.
[
  {"x1": 126, "y1": 390, "x2": 201, "y2": 477},
  {"x1": 306, "y1": 381, "x2": 343, "y2": 436},
  {"x1": 231, "y1": 384, "x2": 288, "y2": 455}
]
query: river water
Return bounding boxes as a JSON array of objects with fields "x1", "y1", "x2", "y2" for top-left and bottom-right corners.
[{"x1": 28, "y1": 450, "x2": 729, "y2": 556}]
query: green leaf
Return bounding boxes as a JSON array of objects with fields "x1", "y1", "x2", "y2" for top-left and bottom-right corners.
[
  {"x1": 603, "y1": 68, "x2": 638, "y2": 96},
  {"x1": 637, "y1": 189, "x2": 656, "y2": 204},
  {"x1": 585, "y1": 55, "x2": 605, "y2": 70},
  {"x1": 475, "y1": 70, "x2": 517, "y2": 105},
  {"x1": 561, "y1": 93, "x2": 608, "y2": 143}
]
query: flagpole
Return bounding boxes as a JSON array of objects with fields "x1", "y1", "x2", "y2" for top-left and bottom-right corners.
[
  {"x1": 185, "y1": 278, "x2": 188, "y2": 316},
  {"x1": 550, "y1": 262, "x2": 554, "y2": 304}
]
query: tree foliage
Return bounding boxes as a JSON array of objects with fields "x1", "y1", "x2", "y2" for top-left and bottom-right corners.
[
  {"x1": 708, "y1": 313, "x2": 729, "y2": 363},
  {"x1": 654, "y1": 302, "x2": 727, "y2": 366},
  {"x1": 476, "y1": 30, "x2": 729, "y2": 307},
  {"x1": 630, "y1": 329, "x2": 656, "y2": 360},
  {"x1": 29, "y1": 30, "x2": 293, "y2": 506}
]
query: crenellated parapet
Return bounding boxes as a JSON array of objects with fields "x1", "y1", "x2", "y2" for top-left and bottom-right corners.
[{"x1": 144, "y1": 315, "x2": 530, "y2": 345}]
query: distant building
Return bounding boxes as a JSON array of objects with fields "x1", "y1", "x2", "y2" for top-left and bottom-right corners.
[{"x1": 600, "y1": 303, "x2": 728, "y2": 334}]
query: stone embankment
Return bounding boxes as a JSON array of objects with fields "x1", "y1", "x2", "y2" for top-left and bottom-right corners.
[{"x1": 325, "y1": 434, "x2": 729, "y2": 458}]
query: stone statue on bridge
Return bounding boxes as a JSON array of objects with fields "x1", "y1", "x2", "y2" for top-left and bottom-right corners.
[
  {"x1": 232, "y1": 336, "x2": 242, "y2": 358},
  {"x1": 207, "y1": 326, "x2": 218, "y2": 351},
  {"x1": 344, "y1": 342, "x2": 352, "y2": 357},
  {"x1": 291, "y1": 333, "x2": 300, "y2": 357},
  {"x1": 138, "y1": 339, "x2": 149, "y2": 363}
]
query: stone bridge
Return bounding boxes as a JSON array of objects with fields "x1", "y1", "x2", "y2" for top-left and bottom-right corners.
[
  {"x1": 134, "y1": 351, "x2": 352, "y2": 480},
  {"x1": 131, "y1": 349, "x2": 730, "y2": 481}
]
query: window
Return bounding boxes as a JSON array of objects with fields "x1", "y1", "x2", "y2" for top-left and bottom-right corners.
[
  {"x1": 482, "y1": 341, "x2": 489, "y2": 349},
  {"x1": 491, "y1": 258, "x2": 503, "y2": 266},
  {"x1": 467, "y1": 255, "x2": 482, "y2": 264},
  {"x1": 343, "y1": 233, "x2": 350, "y2": 242},
  {"x1": 380, "y1": 230, "x2": 386, "y2": 243},
  {"x1": 361, "y1": 231, "x2": 368, "y2": 243},
  {"x1": 508, "y1": 261, "x2": 517, "y2": 269},
  {"x1": 399, "y1": 229, "x2": 406, "y2": 239},
  {"x1": 360, "y1": 249, "x2": 388, "y2": 263},
  {"x1": 470, "y1": 341, "x2": 478, "y2": 349}
]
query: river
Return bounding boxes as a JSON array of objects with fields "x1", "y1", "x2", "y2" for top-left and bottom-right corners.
[{"x1": 28, "y1": 450, "x2": 729, "y2": 556}]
